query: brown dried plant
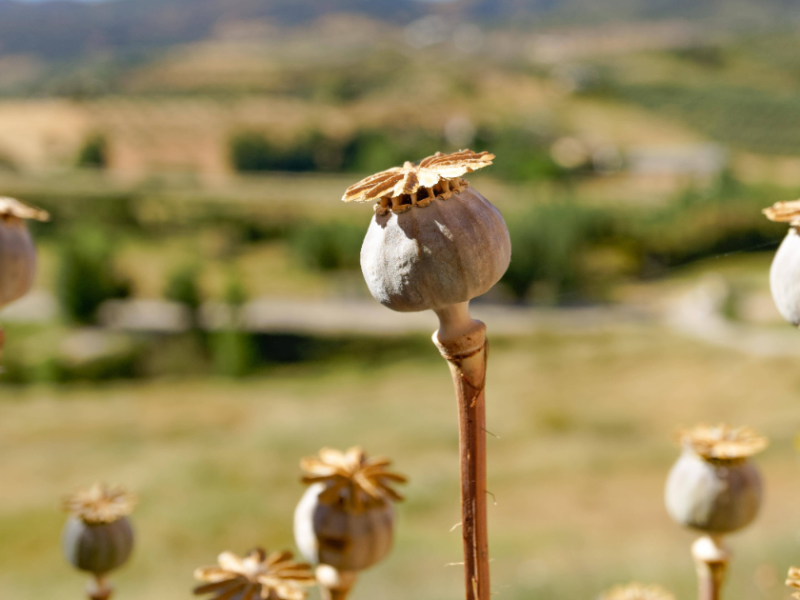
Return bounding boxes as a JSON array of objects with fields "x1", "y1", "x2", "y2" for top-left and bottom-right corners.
[
  {"x1": 194, "y1": 548, "x2": 315, "y2": 600},
  {"x1": 341, "y1": 150, "x2": 494, "y2": 215},
  {"x1": 764, "y1": 199, "x2": 800, "y2": 225},
  {"x1": 0, "y1": 197, "x2": 49, "y2": 221},
  {"x1": 677, "y1": 424, "x2": 767, "y2": 461},
  {"x1": 600, "y1": 583, "x2": 676, "y2": 600},
  {"x1": 62, "y1": 482, "x2": 137, "y2": 524},
  {"x1": 301, "y1": 446, "x2": 407, "y2": 511},
  {"x1": 787, "y1": 566, "x2": 800, "y2": 599}
]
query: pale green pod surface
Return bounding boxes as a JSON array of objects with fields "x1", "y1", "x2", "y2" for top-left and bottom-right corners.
[
  {"x1": 665, "y1": 450, "x2": 762, "y2": 534},
  {"x1": 0, "y1": 217, "x2": 37, "y2": 308},
  {"x1": 770, "y1": 227, "x2": 800, "y2": 326},
  {"x1": 294, "y1": 483, "x2": 394, "y2": 572},
  {"x1": 62, "y1": 516, "x2": 134, "y2": 576},
  {"x1": 360, "y1": 187, "x2": 511, "y2": 312}
]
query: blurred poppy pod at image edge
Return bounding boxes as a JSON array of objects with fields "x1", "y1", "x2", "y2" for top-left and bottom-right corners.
[
  {"x1": 763, "y1": 199, "x2": 800, "y2": 326},
  {"x1": 0, "y1": 197, "x2": 48, "y2": 309}
]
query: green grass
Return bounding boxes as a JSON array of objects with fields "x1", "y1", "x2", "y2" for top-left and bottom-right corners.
[{"x1": 1, "y1": 326, "x2": 799, "y2": 599}]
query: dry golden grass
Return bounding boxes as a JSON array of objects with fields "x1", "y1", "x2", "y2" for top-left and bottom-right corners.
[{"x1": 0, "y1": 325, "x2": 798, "y2": 599}]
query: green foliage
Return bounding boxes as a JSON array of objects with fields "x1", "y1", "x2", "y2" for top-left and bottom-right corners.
[
  {"x1": 57, "y1": 229, "x2": 131, "y2": 324},
  {"x1": 164, "y1": 264, "x2": 202, "y2": 313},
  {"x1": 340, "y1": 129, "x2": 444, "y2": 174},
  {"x1": 229, "y1": 125, "x2": 572, "y2": 181},
  {"x1": 210, "y1": 330, "x2": 256, "y2": 378},
  {"x1": 76, "y1": 134, "x2": 108, "y2": 169},
  {"x1": 502, "y1": 202, "x2": 603, "y2": 302},
  {"x1": 475, "y1": 127, "x2": 571, "y2": 181},
  {"x1": 614, "y1": 83, "x2": 800, "y2": 155},
  {"x1": 291, "y1": 221, "x2": 363, "y2": 272},
  {"x1": 230, "y1": 131, "x2": 309, "y2": 172}
]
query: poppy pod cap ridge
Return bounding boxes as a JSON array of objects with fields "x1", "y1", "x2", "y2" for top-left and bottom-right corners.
[{"x1": 763, "y1": 200, "x2": 800, "y2": 326}]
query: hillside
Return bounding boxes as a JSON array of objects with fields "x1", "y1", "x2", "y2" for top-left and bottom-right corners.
[{"x1": 1, "y1": 0, "x2": 799, "y2": 59}]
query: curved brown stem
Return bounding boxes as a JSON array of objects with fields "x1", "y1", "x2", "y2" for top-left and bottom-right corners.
[
  {"x1": 692, "y1": 535, "x2": 729, "y2": 600},
  {"x1": 433, "y1": 302, "x2": 490, "y2": 600},
  {"x1": 87, "y1": 575, "x2": 113, "y2": 600},
  {"x1": 316, "y1": 565, "x2": 357, "y2": 600}
]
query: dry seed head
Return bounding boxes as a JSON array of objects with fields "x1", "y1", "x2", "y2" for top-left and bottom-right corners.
[
  {"x1": 600, "y1": 583, "x2": 675, "y2": 600},
  {"x1": 62, "y1": 483, "x2": 136, "y2": 524},
  {"x1": 764, "y1": 200, "x2": 800, "y2": 226},
  {"x1": 342, "y1": 149, "x2": 494, "y2": 215},
  {"x1": 787, "y1": 566, "x2": 800, "y2": 599},
  {"x1": 194, "y1": 548, "x2": 315, "y2": 600},
  {"x1": 0, "y1": 197, "x2": 49, "y2": 222},
  {"x1": 677, "y1": 424, "x2": 767, "y2": 461},
  {"x1": 300, "y1": 446, "x2": 406, "y2": 511}
]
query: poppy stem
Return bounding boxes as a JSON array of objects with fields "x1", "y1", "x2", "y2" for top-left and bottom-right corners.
[
  {"x1": 87, "y1": 575, "x2": 113, "y2": 600},
  {"x1": 316, "y1": 565, "x2": 357, "y2": 600},
  {"x1": 692, "y1": 535, "x2": 729, "y2": 600},
  {"x1": 434, "y1": 302, "x2": 491, "y2": 600}
]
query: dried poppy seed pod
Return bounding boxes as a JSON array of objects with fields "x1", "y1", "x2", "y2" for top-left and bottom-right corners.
[
  {"x1": 349, "y1": 152, "x2": 510, "y2": 313},
  {"x1": 665, "y1": 425, "x2": 765, "y2": 534},
  {"x1": 343, "y1": 150, "x2": 508, "y2": 600},
  {"x1": 0, "y1": 197, "x2": 48, "y2": 365},
  {"x1": 0, "y1": 197, "x2": 49, "y2": 308},
  {"x1": 62, "y1": 483, "x2": 136, "y2": 600},
  {"x1": 763, "y1": 200, "x2": 800, "y2": 325},
  {"x1": 664, "y1": 425, "x2": 767, "y2": 600},
  {"x1": 294, "y1": 447, "x2": 406, "y2": 600}
]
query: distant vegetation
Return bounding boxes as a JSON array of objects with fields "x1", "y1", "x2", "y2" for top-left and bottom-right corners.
[
  {"x1": 613, "y1": 83, "x2": 800, "y2": 156},
  {"x1": 76, "y1": 134, "x2": 109, "y2": 169},
  {"x1": 230, "y1": 126, "x2": 570, "y2": 181}
]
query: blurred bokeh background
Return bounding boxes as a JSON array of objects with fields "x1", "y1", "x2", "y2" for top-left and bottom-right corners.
[{"x1": 2, "y1": 0, "x2": 800, "y2": 598}]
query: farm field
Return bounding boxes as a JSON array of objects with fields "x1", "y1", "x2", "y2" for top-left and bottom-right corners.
[{"x1": 1, "y1": 325, "x2": 799, "y2": 600}]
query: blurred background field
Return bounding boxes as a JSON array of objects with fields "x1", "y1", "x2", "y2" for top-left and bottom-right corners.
[{"x1": 3, "y1": 0, "x2": 800, "y2": 598}]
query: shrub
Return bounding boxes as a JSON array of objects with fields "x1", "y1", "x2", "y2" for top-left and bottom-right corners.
[
  {"x1": 230, "y1": 131, "x2": 317, "y2": 172},
  {"x1": 502, "y1": 202, "x2": 600, "y2": 302},
  {"x1": 164, "y1": 264, "x2": 202, "y2": 327},
  {"x1": 291, "y1": 221, "x2": 363, "y2": 272},
  {"x1": 57, "y1": 228, "x2": 131, "y2": 324},
  {"x1": 76, "y1": 134, "x2": 108, "y2": 169},
  {"x1": 211, "y1": 330, "x2": 256, "y2": 378}
]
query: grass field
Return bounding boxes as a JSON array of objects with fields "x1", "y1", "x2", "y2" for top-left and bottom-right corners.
[{"x1": 1, "y1": 324, "x2": 799, "y2": 600}]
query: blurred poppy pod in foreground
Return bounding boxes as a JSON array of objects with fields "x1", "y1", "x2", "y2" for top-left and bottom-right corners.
[
  {"x1": 62, "y1": 483, "x2": 136, "y2": 600},
  {"x1": 294, "y1": 446, "x2": 406, "y2": 600},
  {"x1": 665, "y1": 424, "x2": 767, "y2": 600},
  {"x1": 193, "y1": 548, "x2": 315, "y2": 600}
]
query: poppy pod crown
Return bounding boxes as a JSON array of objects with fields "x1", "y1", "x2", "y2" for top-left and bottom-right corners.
[
  {"x1": 193, "y1": 548, "x2": 315, "y2": 600},
  {"x1": 300, "y1": 446, "x2": 406, "y2": 511},
  {"x1": 348, "y1": 150, "x2": 511, "y2": 313}
]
